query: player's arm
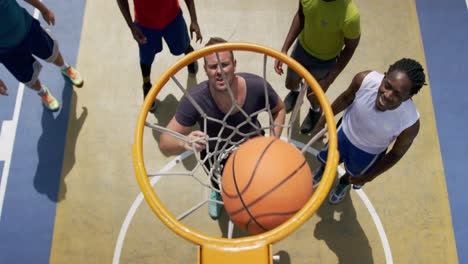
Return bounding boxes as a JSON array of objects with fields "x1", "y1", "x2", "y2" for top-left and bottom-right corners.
[
  {"x1": 116, "y1": 0, "x2": 147, "y2": 44},
  {"x1": 274, "y1": 1, "x2": 304, "y2": 74},
  {"x1": 24, "y1": 0, "x2": 55, "y2": 25},
  {"x1": 280, "y1": 1, "x2": 304, "y2": 54},
  {"x1": 350, "y1": 120, "x2": 420, "y2": 184},
  {"x1": 184, "y1": 0, "x2": 202, "y2": 43},
  {"x1": 270, "y1": 95, "x2": 286, "y2": 138},
  {"x1": 159, "y1": 117, "x2": 207, "y2": 156},
  {"x1": 0, "y1": 79, "x2": 8, "y2": 96},
  {"x1": 311, "y1": 71, "x2": 369, "y2": 133},
  {"x1": 320, "y1": 36, "x2": 360, "y2": 91}
]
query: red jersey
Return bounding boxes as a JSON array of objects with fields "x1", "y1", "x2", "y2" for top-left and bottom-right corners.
[{"x1": 134, "y1": 0, "x2": 180, "y2": 30}]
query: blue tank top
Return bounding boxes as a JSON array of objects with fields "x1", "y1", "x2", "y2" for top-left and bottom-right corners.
[{"x1": 0, "y1": 0, "x2": 33, "y2": 48}]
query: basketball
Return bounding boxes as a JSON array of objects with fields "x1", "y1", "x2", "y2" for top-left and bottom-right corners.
[{"x1": 221, "y1": 136, "x2": 313, "y2": 235}]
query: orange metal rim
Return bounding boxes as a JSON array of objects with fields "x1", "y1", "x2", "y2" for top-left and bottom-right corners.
[{"x1": 132, "y1": 42, "x2": 339, "y2": 248}]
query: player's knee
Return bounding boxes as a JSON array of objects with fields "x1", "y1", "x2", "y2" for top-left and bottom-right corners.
[{"x1": 285, "y1": 78, "x2": 300, "y2": 90}]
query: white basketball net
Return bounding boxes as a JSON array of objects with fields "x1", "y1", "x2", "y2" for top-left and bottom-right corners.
[{"x1": 144, "y1": 52, "x2": 326, "y2": 234}]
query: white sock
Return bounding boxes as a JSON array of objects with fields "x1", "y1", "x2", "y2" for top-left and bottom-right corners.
[
  {"x1": 60, "y1": 62, "x2": 70, "y2": 71},
  {"x1": 37, "y1": 85, "x2": 47, "y2": 96},
  {"x1": 310, "y1": 106, "x2": 320, "y2": 112}
]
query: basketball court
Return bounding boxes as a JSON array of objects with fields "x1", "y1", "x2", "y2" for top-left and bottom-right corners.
[{"x1": 0, "y1": 0, "x2": 466, "y2": 263}]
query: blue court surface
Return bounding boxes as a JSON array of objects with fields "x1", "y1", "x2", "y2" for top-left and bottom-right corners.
[
  {"x1": 0, "y1": 0, "x2": 467, "y2": 263},
  {"x1": 416, "y1": 0, "x2": 468, "y2": 262}
]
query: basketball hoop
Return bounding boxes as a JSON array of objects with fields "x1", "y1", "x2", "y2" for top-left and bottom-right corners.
[{"x1": 132, "y1": 42, "x2": 339, "y2": 263}]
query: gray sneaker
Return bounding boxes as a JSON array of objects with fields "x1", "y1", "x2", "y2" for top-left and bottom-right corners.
[
  {"x1": 313, "y1": 166, "x2": 324, "y2": 188},
  {"x1": 328, "y1": 180, "x2": 351, "y2": 204}
]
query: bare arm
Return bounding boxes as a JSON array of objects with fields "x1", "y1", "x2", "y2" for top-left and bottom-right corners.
[
  {"x1": 270, "y1": 95, "x2": 286, "y2": 137},
  {"x1": 159, "y1": 117, "x2": 207, "y2": 156},
  {"x1": 349, "y1": 120, "x2": 420, "y2": 184},
  {"x1": 280, "y1": 1, "x2": 304, "y2": 54},
  {"x1": 274, "y1": 2, "x2": 304, "y2": 75},
  {"x1": 183, "y1": 0, "x2": 202, "y2": 43},
  {"x1": 116, "y1": 0, "x2": 133, "y2": 28},
  {"x1": 320, "y1": 36, "x2": 360, "y2": 92},
  {"x1": 311, "y1": 71, "x2": 369, "y2": 133},
  {"x1": 116, "y1": 0, "x2": 147, "y2": 44},
  {"x1": 24, "y1": 0, "x2": 54, "y2": 25}
]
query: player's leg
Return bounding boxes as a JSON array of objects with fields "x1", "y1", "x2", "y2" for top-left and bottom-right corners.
[
  {"x1": 284, "y1": 41, "x2": 307, "y2": 113},
  {"x1": 29, "y1": 19, "x2": 83, "y2": 87},
  {"x1": 314, "y1": 123, "x2": 346, "y2": 188},
  {"x1": 201, "y1": 150, "x2": 224, "y2": 220},
  {"x1": 328, "y1": 134, "x2": 386, "y2": 204},
  {"x1": 0, "y1": 33, "x2": 59, "y2": 111},
  {"x1": 300, "y1": 56, "x2": 336, "y2": 134},
  {"x1": 135, "y1": 22, "x2": 163, "y2": 111},
  {"x1": 162, "y1": 10, "x2": 198, "y2": 74}
]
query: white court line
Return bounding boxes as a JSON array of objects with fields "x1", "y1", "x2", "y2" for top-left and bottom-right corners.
[
  {"x1": 0, "y1": 7, "x2": 41, "y2": 222},
  {"x1": 466, "y1": 0, "x2": 468, "y2": 11},
  {"x1": 355, "y1": 189, "x2": 394, "y2": 264},
  {"x1": 113, "y1": 140, "x2": 393, "y2": 263},
  {"x1": 0, "y1": 83, "x2": 25, "y2": 221},
  {"x1": 298, "y1": 140, "x2": 394, "y2": 264},
  {"x1": 112, "y1": 151, "x2": 192, "y2": 264}
]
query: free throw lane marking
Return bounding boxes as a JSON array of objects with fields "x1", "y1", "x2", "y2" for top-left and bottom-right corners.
[{"x1": 0, "y1": 6, "x2": 41, "y2": 221}]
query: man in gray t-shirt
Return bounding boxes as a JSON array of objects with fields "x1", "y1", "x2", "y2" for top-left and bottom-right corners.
[{"x1": 159, "y1": 37, "x2": 286, "y2": 219}]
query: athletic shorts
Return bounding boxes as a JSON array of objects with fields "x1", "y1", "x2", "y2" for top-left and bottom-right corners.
[
  {"x1": 0, "y1": 19, "x2": 58, "y2": 87},
  {"x1": 317, "y1": 125, "x2": 386, "y2": 176},
  {"x1": 135, "y1": 10, "x2": 190, "y2": 65},
  {"x1": 286, "y1": 41, "x2": 336, "y2": 83}
]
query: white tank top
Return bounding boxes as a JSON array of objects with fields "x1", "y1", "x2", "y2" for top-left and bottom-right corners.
[{"x1": 342, "y1": 71, "x2": 419, "y2": 154}]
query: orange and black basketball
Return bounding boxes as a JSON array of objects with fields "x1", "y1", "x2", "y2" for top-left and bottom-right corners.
[{"x1": 221, "y1": 136, "x2": 313, "y2": 235}]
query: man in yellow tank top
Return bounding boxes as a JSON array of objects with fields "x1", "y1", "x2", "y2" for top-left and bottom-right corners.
[{"x1": 274, "y1": 0, "x2": 360, "y2": 133}]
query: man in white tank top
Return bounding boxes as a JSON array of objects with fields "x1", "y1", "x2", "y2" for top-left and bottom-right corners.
[{"x1": 311, "y1": 58, "x2": 426, "y2": 204}]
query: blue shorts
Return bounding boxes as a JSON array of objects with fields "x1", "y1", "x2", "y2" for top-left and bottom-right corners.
[
  {"x1": 0, "y1": 19, "x2": 58, "y2": 87},
  {"x1": 286, "y1": 41, "x2": 337, "y2": 83},
  {"x1": 135, "y1": 10, "x2": 190, "y2": 66},
  {"x1": 317, "y1": 125, "x2": 386, "y2": 176}
]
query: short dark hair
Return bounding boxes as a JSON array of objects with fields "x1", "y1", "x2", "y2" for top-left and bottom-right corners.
[
  {"x1": 205, "y1": 37, "x2": 228, "y2": 46},
  {"x1": 204, "y1": 37, "x2": 234, "y2": 61},
  {"x1": 388, "y1": 58, "x2": 426, "y2": 96}
]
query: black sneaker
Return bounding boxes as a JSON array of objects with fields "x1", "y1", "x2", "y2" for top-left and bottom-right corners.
[
  {"x1": 187, "y1": 60, "x2": 199, "y2": 74},
  {"x1": 142, "y1": 82, "x2": 157, "y2": 112},
  {"x1": 300, "y1": 108, "x2": 321, "y2": 134},
  {"x1": 284, "y1": 90, "x2": 300, "y2": 113}
]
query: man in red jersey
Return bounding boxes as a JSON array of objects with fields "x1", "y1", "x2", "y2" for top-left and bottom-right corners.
[{"x1": 117, "y1": 0, "x2": 203, "y2": 110}]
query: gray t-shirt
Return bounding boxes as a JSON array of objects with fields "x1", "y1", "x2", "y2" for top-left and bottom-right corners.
[{"x1": 175, "y1": 72, "x2": 279, "y2": 151}]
